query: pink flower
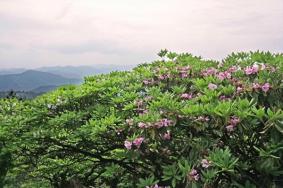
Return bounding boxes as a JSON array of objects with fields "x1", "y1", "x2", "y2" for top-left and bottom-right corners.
[
  {"x1": 181, "y1": 93, "x2": 192, "y2": 100},
  {"x1": 208, "y1": 83, "x2": 218, "y2": 90},
  {"x1": 159, "y1": 74, "x2": 170, "y2": 80},
  {"x1": 155, "y1": 119, "x2": 172, "y2": 128},
  {"x1": 135, "y1": 100, "x2": 143, "y2": 107},
  {"x1": 226, "y1": 125, "x2": 235, "y2": 132},
  {"x1": 180, "y1": 73, "x2": 188, "y2": 78},
  {"x1": 178, "y1": 66, "x2": 190, "y2": 74},
  {"x1": 229, "y1": 116, "x2": 240, "y2": 125},
  {"x1": 189, "y1": 169, "x2": 199, "y2": 181},
  {"x1": 155, "y1": 118, "x2": 172, "y2": 128},
  {"x1": 217, "y1": 72, "x2": 226, "y2": 81},
  {"x1": 219, "y1": 95, "x2": 227, "y2": 100},
  {"x1": 162, "y1": 130, "x2": 171, "y2": 140},
  {"x1": 159, "y1": 75, "x2": 165, "y2": 80},
  {"x1": 196, "y1": 116, "x2": 209, "y2": 122},
  {"x1": 143, "y1": 80, "x2": 150, "y2": 85},
  {"x1": 218, "y1": 71, "x2": 232, "y2": 80},
  {"x1": 138, "y1": 122, "x2": 147, "y2": 128},
  {"x1": 228, "y1": 65, "x2": 238, "y2": 73},
  {"x1": 236, "y1": 86, "x2": 243, "y2": 93},
  {"x1": 261, "y1": 83, "x2": 271, "y2": 93},
  {"x1": 126, "y1": 119, "x2": 134, "y2": 126},
  {"x1": 124, "y1": 141, "x2": 132, "y2": 150},
  {"x1": 244, "y1": 67, "x2": 254, "y2": 75},
  {"x1": 206, "y1": 68, "x2": 218, "y2": 75},
  {"x1": 133, "y1": 137, "x2": 144, "y2": 148},
  {"x1": 202, "y1": 68, "x2": 218, "y2": 76},
  {"x1": 201, "y1": 159, "x2": 211, "y2": 168},
  {"x1": 252, "y1": 83, "x2": 261, "y2": 90},
  {"x1": 155, "y1": 121, "x2": 163, "y2": 128},
  {"x1": 244, "y1": 64, "x2": 259, "y2": 75},
  {"x1": 161, "y1": 119, "x2": 172, "y2": 127}
]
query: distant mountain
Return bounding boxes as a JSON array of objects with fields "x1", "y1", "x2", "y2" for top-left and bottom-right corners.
[
  {"x1": 0, "y1": 70, "x2": 80, "y2": 91},
  {"x1": 36, "y1": 65, "x2": 134, "y2": 79},
  {"x1": 0, "y1": 68, "x2": 26, "y2": 75},
  {"x1": 0, "y1": 65, "x2": 134, "y2": 96}
]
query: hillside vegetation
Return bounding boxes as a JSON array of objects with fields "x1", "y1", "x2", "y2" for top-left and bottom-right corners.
[{"x1": 0, "y1": 51, "x2": 283, "y2": 188}]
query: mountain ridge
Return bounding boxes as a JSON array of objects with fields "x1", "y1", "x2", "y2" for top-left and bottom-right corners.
[{"x1": 0, "y1": 70, "x2": 80, "y2": 91}]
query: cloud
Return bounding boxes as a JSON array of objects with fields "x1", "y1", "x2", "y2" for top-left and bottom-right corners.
[
  {"x1": 0, "y1": 0, "x2": 282, "y2": 68},
  {"x1": 37, "y1": 40, "x2": 132, "y2": 55}
]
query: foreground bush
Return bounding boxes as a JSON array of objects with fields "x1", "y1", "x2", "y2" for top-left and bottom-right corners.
[{"x1": 0, "y1": 51, "x2": 283, "y2": 188}]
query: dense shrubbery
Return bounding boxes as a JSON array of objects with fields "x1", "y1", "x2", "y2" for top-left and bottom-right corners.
[{"x1": 0, "y1": 51, "x2": 283, "y2": 188}]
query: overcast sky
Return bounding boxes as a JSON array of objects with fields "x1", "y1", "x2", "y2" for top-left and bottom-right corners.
[{"x1": 0, "y1": 0, "x2": 282, "y2": 69}]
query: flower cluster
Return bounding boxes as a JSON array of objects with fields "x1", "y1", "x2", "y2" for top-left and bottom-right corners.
[
  {"x1": 162, "y1": 130, "x2": 171, "y2": 140},
  {"x1": 208, "y1": 83, "x2": 218, "y2": 90},
  {"x1": 201, "y1": 67, "x2": 218, "y2": 76},
  {"x1": 244, "y1": 63, "x2": 272, "y2": 75},
  {"x1": 201, "y1": 159, "x2": 211, "y2": 168},
  {"x1": 135, "y1": 99, "x2": 149, "y2": 115},
  {"x1": 188, "y1": 169, "x2": 199, "y2": 181},
  {"x1": 226, "y1": 116, "x2": 240, "y2": 132},
  {"x1": 244, "y1": 64, "x2": 260, "y2": 75},
  {"x1": 177, "y1": 66, "x2": 190, "y2": 78},
  {"x1": 124, "y1": 137, "x2": 145, "y2": 150},
  {"x1": 143, "y1": 79, "x2": 155, "y2": 85},
  {"x1": 137, "y1": 119, "x2": 173, "y2": 129},
  {"x1": 253, "y1": 82, "x2": 271, "y2": 93},
  {"x1": 217, "y1": 71, "x2": 231, "y2": 81},
  {"x1": 180, "y1": 93, "x2": 193, "y2": 100},
  {"x1": 195, "y1": 116, "x2": 210, "y2": 122}
]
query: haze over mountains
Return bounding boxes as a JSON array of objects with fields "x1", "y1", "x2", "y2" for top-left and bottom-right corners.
[{"x1": 0, "y1": 65, "x2": 134, "y2": 95}]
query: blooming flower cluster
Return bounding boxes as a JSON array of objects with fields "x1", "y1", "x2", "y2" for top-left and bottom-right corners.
[
  {"x1": 201, "y1": 67, "x2": 218, "y2": 76},
  {"x1": 217, "y1": 71, "x2": 231, "y2": 81},
  {"x1": 180, "y1": 93, "x2": 193, "y2": 100},
  {"x1": 177, "y1": 66, "x2": 190, "y2": 78},
  {"x1": 135, "y1": 99, "x2": 149, "y2": 115},
  {"x1": 137, "y1": 119, "x2": 173, "y2": 129},
  {"x1": 219, "y1": 95, "x2": 231, "y2": 101},
  {"x1": 143, "y1": 79, "x2": 155, "y2": 85},
  {"x1": 124, "y1": 137, "x2": 145, "y2": 150},
  {"x1": 208, "y1": 83, "x2": 218, "y2": 90},
  {"x1": 162, "y1": 130, "x2": 171, "y2": 140},
  {"x1": 196, "y1": 116, "x2": 210, "y2": 122},
  {"x1": 201, "y1": 159, "x2": 211, "y2": 168},
  {"x1": 244, "y1": 64, "x2": 260, "y2": 75},
  {"x1": 252, "y1": 82, "x2": 271, "y2": 93},
  {"x1": 188, "y1": 169, "x2": 199, "y2": 181},
  {"x1": 226, "y1": 116, "x2": 240, "y2": 132},
  {"x1": 244, "y1": 63, "x2": 272, "y2": 75}
]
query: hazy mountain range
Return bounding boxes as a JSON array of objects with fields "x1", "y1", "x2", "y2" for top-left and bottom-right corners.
[{"x1": 0, "y1": 65, "x2": 134, "y2": 96}]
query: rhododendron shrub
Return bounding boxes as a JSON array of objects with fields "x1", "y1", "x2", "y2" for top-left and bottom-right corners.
[{"x1": 0, "y1": 51, "x2": 283, "y2": 187}]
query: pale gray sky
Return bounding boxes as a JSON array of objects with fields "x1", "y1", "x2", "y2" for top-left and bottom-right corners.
[{"x1": 0, "y1": 0, "x2": 282, "y2": 68}]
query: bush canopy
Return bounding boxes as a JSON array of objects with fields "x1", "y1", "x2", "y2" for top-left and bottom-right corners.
[{"x1": 0, "y1": 51, "x2": 283, "y2": 188}]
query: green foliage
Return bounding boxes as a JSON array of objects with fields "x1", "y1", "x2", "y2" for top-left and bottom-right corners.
[{"x1": 0, "y1": 51, "x2": 283, "y2": 187}]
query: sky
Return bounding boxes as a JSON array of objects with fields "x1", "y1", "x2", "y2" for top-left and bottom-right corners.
[{"x1": 0, "y1": 0, "x2": 283, "y2": 69}]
